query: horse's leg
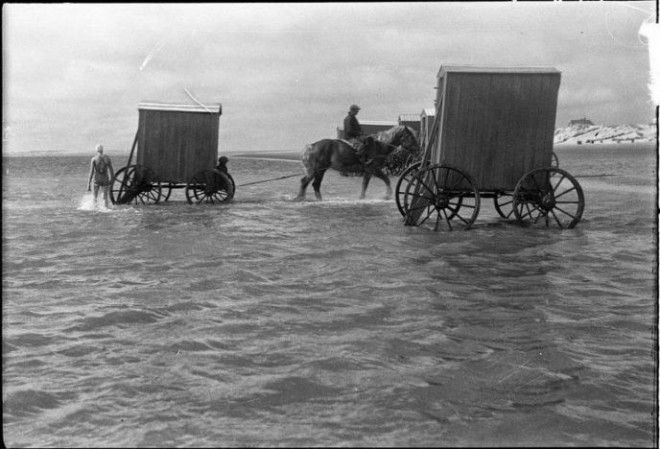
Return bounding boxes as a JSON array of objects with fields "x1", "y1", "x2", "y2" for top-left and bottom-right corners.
[
  {"x1": 371, "y1": 169, "x2": 392, "y2": 200},
  {"x1": 360, "y1": 173, "x2": 372, "y2": 199},
  {"x1": 311, "y1": 169, "x2": 326, "y2": 201},
  {"x1": 295, "y1": 173, "x2": 314, "y2": 201}
]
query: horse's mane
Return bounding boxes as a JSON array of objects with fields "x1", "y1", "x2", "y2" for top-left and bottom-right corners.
[{"x1": 374, "y1": 125, "x2": 417, "y2": 145}]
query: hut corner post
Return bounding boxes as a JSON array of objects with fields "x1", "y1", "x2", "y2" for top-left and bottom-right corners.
[{"x1": 125, "y1": 129, "x2": 139, "y2": 168}]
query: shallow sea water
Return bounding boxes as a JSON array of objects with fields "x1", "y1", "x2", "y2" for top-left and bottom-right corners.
[{"x1": 2, "y1": 143, "x2": 657, "y2": 447}]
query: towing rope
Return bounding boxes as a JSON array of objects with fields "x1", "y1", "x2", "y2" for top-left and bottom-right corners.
[{"x1": 238, "y1": 173, "x2": 303, "y2": 187}]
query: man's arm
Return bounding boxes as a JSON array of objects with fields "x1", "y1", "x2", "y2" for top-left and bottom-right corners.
[
  {"x1": 107, "y1": 158, "x2": 114, "y2": 182},
  {"x1": 87, "y1": 159, "x2": 95, "y2": 190}
]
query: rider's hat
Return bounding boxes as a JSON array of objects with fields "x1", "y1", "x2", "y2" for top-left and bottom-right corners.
[{"x1": 349, "y1": 104, "x2": 360, "y2": 111}]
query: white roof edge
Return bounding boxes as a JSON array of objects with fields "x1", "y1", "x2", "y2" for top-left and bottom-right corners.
[
  {"x1": 437, "y1": 65, "x2": 560, "y2": 78},
  {"x1": 421, "y1": 108, "x2": 435, "y2": 116},
  {"x1": 138, "y1": 102, "x2": 222, "y2": 114},
  {"x1": 359, "y1": 120, "x2": 399, "y2": 125}
]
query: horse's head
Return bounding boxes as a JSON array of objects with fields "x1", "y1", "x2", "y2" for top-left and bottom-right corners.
[
  {"x1": 394, "y1": 126, "x2": 420, "y2": 152},
  {"x1": 386, "y1": 126, "x2": 422, "y2": 175}
]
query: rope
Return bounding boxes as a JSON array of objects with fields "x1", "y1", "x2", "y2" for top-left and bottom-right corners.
[
  {"x1": 183, "y1": 87, "x2": 213, "y2": 113},
  {"x1": 238, "y1": 173, "x2": 302, "y2": 187}
]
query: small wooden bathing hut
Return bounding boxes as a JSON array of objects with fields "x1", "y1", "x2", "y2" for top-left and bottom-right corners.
[
  {"x1": 419, "y1": 108, "x2": 436, "y2": 152},
  {"x1": 136, "y1": 102, "x2": 222, "y2": 184},
  {"x1": 112, "y1": 101, "x2": 235, "y2": 205},
  {"x1": 397, "y1": 114, "x2": 421, "y2": 134}
]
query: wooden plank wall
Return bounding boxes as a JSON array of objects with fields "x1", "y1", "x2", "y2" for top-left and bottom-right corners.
[
  {"x1": 419, "y1": 114, "x2": 436, "y2": 152},
  {"x1": 433, "y1": 72, "x2": 560, "y2": 191},
  {"x1": 137, "y1": 110, "x2": 219, "y2": 183}
]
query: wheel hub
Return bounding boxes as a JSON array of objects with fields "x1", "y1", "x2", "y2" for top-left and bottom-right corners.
[
  {"x1": 435, "y1": 195, "x2": 450, "y2": 209},
  {"x1": 540, "y1": 191, "x2": 556, "y2": 211}
]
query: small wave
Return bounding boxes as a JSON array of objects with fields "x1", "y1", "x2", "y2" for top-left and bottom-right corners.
[
  {"x1": 3, "y1": 389, "x2": 72, "y2": 419},
  {"x1": 66, "y1": 309, "x2": 164, "y2": 331}
]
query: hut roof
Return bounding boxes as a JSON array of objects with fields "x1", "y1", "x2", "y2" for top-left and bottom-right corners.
[
  {"x1": 138, "y1": 102, "x2": 222, "y2": 115},
  {"x1": 437, "y1": 65, "x2": 559, "y2": 78},
  {"x1": 398, "y1": 114, "x2": 420, "y2": 122},
  {"x1": 359, "y1": 120, "x2": 398, "y2": 126},
  {"x1": 421, "y1": 108, "x2": 435, "y2": 117}
]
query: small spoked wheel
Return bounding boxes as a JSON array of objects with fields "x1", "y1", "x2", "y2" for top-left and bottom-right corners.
[
  {"x1": 395, "y1": 162, "x2": 422, "y2": 216},
  {"x1": 493, "y1": 191, "x2": 515, "y2": 219},
  {"x1": 186, "y1": 170, "x2": 235, "y2": 204},
  {"x1": 111, "y1": 165, "x2": 161, "y2": 205},
  {"x1": 403, "y1": 164, "x2": 480, "y2": 231},
  {"x1": 512, "y1": 167, "x2": 584, "y2": 229}
]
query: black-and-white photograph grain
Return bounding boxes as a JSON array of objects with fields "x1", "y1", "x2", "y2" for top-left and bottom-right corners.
[{"x1": 3, "y1": 2, "x2": 658, "y2": 447}]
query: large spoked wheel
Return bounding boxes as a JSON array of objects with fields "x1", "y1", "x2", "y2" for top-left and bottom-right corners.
[
  {"x1": 111, "y1": 165, "x2": 161, "y2": 205},
  {"x1": 186, "y1": 170, "x2": 235, "y2": 205},
  {"x1": 395, "y1": 162, "x2": 422, "y2": 216},
  {"x1": 493, "y1": 191, "x2": 515, "y2": 219},
  {"x1": 512, "y1": 167, "x2": 584, "y2": 229},
  {"x1": 403, "y1": 164, "x2": 480, "y2": 231}
]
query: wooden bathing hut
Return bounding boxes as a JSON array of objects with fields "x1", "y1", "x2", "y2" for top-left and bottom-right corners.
[
  {"x1": 396, "y1": 65, "x2": 584, "y2": 230},
  {"x1": 431, "y1": 65, "x2": 561, "y2": 190},
  {"x1": 112, "y1": 101, "x2": 234, "y2": 205},
  {"x1": 136, "y1": 102, "x2": 222, "y2": 184},
  {"x1": 397, "y1": 114, "x2": 421, "y2": 134},
  {"x1": 419, "y1": 108, "x2": 436, "y2": 152}
]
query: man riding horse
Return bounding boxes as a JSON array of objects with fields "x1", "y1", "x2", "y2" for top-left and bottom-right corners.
[{"x1": 343, "y1": 104, "x2": 370, "y2": 166}]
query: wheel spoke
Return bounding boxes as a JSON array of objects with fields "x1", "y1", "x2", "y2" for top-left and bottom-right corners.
[
  {"x1": 552, "y1": 173, "x2": 566, "y2": 192},
  {"x1": 554, "y1": 186, "x2": 577, "y2": 200},
  {"x1": 417, "y1": 204, "x2": 435, "y2": 226},
  {"x1": 551, "y1": 209, "x2": 564, "y2": 229},
  {"x1": 553, "y1": 205, "x2": 578, "y2": 221},
  {"x1": 443, "y1": 208, "x2": 453, "y2": 231},
  {"x1": 454, "y1": 212, "x2": 470, "y2": 225},
  {"x1": 416, "y1": 177, "x2": 435, "y2": 196}
]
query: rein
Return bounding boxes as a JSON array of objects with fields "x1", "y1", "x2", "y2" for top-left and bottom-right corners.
[{"x1": 238, "y1": 173, "x2": 303, "y2": 187}]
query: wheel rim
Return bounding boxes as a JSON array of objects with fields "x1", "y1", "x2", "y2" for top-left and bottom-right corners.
[
  {"x1": 403, "y1": 164, "x2": 480, "y2": 231},
  {"x1": 111, "y1": 165, "x2": 161, "y2": 205},
  {"x1": 512, "y1": 167, "x2": 584, "y2": 229},
  {"x1": 493, "y1": 191, "x2": 515, "y2": 219},
  {"x1": 395, "y1": 162, "x2": 422, "y2": 216},
  {"x1": 186, "y1": 170, "x2": 235, "y2": 205},
  {"x1": 111, "y1": 166, "x2": 135, "y2": 205},
  {"x1": 162, "y1": 183, "x2": 174, "y2": 202}
]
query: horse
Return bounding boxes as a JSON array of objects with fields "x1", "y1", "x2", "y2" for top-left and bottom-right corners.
[{"x1": 294, "y1": 125, "x2": 419, "y2": 201}]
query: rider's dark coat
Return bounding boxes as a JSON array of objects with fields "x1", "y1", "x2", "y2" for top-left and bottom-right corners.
[{"x1": 343, "y1": 114, "x2": 362, "y2": 139}]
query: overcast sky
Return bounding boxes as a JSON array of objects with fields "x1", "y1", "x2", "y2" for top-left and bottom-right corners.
[{"x1": 2, "y1": 2, "x2": 657, "y2": 155}]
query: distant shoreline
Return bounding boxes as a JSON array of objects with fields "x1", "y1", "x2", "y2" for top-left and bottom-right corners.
[
  {"x1": 3, "y1": 141, "x2": 655, "y2": 158},
  {"x1": 227, "y1": 151, "x2": 301, "y2": 161}
]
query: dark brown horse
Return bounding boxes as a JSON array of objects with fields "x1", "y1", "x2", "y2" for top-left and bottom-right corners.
[{"x1": 294, "y1": 125, "x2": 419, "y2": 201}]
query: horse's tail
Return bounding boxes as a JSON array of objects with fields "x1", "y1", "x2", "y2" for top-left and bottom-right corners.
[{"x1": 301, "y1": 143, "x2": 313, "y2": 172}]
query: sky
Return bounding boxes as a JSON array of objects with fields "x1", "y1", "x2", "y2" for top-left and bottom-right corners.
[{"x1": 2, "y1": 2, "x2": 657, "y2": 156}]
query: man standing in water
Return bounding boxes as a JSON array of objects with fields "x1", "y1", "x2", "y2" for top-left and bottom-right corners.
[{"x1": 87, "y1": 144, "x2": 114, "y2": 208}]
